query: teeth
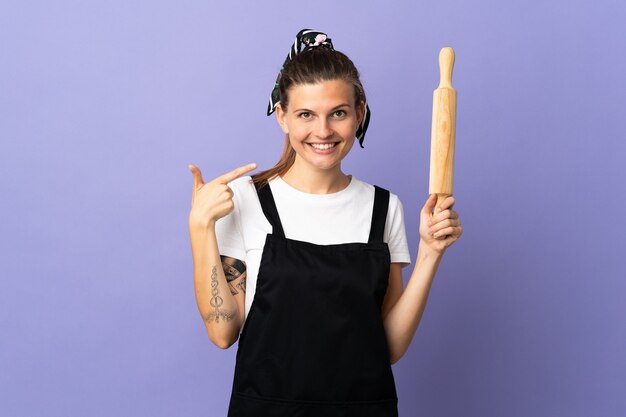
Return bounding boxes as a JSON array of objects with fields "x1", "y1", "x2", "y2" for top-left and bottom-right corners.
[{"x1": 310, "y1": 142, "x2": 337, "y2": 150}]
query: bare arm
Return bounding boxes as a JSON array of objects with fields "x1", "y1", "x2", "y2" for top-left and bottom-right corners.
[
  {"x1": 221, "y1": 254, "x2": 247, "y2": 324},
  {"x1": 382, "y1": 194, "x2": 462, "y2": 364},
  {"x1": 189, "y1": 221, "x2": 247, "y2": 349},
  {"x1": 187, "y1": 162, "x2": 256, "y2": 349},
  {"x1": 382, "y1": 243, "x2": 443, "y2": 364}
]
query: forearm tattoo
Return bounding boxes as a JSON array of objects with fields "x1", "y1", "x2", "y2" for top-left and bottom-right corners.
[
  {"x1": 205, "y1": 265, "x2": 235, "y2": 323},
  {"x1": 221, "y1": 256, "x2": 247, "y2": 296}
]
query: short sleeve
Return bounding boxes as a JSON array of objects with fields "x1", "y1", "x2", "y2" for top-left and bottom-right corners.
[
  {"x1": 385, "y1": 194, "x2": 412, "y2": 268},
  {"x1": 214, "y1": 180, "x2": 247, "y2": 262}
]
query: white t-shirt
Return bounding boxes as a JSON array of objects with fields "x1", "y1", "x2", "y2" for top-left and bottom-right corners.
[{"x1": 215, "y1": 174, "x2": 412, "y2": 331}]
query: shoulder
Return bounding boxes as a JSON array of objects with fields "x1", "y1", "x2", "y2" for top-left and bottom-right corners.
[
  {"x1": 350, "y1": 176, "x2": 403, "y2": 208},
  {"x1": 226, "y1": 175, "x2": 256, "y2": 198},
  {"x1": 226, "y1": 175, "x2": 255, "y2": 190}
]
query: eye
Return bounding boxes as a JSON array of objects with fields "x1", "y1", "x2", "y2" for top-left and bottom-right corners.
[
  {"x1": 298, "y1": 112, "x2": 312, "y2": 119},
  {"x1": 333, "y1": 110, "x2": 347, "y2": 117}
]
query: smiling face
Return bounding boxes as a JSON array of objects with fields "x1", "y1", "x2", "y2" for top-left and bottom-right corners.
[{"x1": 276, "y1": 79, "x2": 365, "y2": 173}]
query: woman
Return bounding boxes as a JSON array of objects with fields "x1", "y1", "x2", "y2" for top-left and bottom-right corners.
[{"x1": 188, "y1": 29, "x2": 462, "y2": 417}]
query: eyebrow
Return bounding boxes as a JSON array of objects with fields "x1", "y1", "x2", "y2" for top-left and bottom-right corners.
[{"x1": 293, "y1": 104, "x2": 351, "y2": 113}]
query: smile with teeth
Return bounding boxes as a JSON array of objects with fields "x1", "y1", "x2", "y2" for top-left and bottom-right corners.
[{"x1": 308, "y1": 142, "x2": 339, "y2": 150}]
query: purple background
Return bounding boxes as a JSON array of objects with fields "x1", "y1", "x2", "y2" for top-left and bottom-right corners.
[{"x1": 1, "y1": 1, "x2": 625, "y2": 416}]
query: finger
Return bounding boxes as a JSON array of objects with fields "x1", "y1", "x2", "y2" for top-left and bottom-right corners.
[
  {"x1": 215, "y1": 163, "x2": 257, "y2": 185},
  {"x1": 441, "y1": 195, "x2": 455, "y2": 210},
  {"x1": 188, "y1": 164, "x2": 205, "y2": 188},
  {"x1": 436, "y1": 210, "x2": 458, "y2": 221},
  {"x1": 433, "y1": 227, "x2": 451, "y2": 239},
  {"x1": 430, "y1": 209, "x2": 449, "y2": 224},
  {"x1": 422, "y1": 194, "x2": 437, "y2": 216},
  {"x1": 433, "y1": 226, "x2": 460, "y2": 239},
  {"x1": 430, "y1": 218, "x2": 458, "y2": 234}
]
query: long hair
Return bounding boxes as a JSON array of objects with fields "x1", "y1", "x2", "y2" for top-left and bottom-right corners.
[{"x1": 251, "y1": 47, "x2": 367, "y2": 188}]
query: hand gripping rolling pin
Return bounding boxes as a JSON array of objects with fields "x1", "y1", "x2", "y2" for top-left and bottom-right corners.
[{"x1": 429, "y1": 47, "x2": 457, "y2": 220}]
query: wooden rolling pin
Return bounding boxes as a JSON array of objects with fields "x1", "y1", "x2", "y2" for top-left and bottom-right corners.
[{"x1": 429, "y1": 47, "x2": 457, "y2": 220}]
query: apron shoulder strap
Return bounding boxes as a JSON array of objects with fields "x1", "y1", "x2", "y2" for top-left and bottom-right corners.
[
  {"x1": 368, "y1": 185, "x2": 390, "y2": 243},
  {"x1": 252, "y1": 176, "x2": 286, "y2": 238}
]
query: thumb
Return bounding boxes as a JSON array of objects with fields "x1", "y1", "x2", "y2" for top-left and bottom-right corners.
[
  {"x1": 188, "y1": 164, "x2": 205, "y2": 188},
  {"x1": 422, "y1": 194, "x2": 437, "y2": 215}
]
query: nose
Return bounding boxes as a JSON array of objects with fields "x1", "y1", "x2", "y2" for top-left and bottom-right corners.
[{"x1": 315, "y1": 118, "x2": 334, "y2": 139}]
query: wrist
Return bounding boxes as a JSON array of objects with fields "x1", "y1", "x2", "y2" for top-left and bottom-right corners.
[
  {"x1": 188, "y1": 216, "x2": 216, "y2": 233},
  {"x1": 418, "y1": 240, "x2": 444, "y2": 260}
]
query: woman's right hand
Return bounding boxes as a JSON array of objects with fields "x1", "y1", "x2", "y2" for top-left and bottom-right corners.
[{"x1": 188, "y1": 163, "x2": 257, "y2": 229}]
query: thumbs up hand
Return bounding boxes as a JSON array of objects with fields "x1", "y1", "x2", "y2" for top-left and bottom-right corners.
[{"x1": 188, "y1": 163, "x2": 257, "y2": 229}]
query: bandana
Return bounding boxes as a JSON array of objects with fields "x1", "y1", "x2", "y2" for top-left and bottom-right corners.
[{"x1": 266, "y1": 29, "x2": 371, "y2": 148}]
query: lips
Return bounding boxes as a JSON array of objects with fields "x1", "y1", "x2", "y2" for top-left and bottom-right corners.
[
  {"x1": 307, "y1": 142, "x2": 339, "y2": 150},
  {"x1": 306, "y1": 141, "x2": 340, "y2": 153}
]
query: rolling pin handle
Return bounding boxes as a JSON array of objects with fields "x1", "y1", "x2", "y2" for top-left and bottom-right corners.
[{"x1": 438, "y1": 47, "x2": 455, "y2": 89}]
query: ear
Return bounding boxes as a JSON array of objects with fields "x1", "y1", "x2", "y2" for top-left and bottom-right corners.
[
  {"x1": 356, "y1": 100, "x2": 366, "y2": 126},
  {"x1": 275, "y1": 104, "x2": 289, "y2": 134}
]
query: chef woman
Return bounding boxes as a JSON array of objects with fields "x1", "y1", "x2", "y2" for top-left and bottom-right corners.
[{"x1": 188, "y1": 29, "x2": 462, "y2": 417}]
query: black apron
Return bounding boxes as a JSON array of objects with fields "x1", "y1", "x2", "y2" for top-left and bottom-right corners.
[{"x1": 227, "y1": 176, "x2": 398, "y2": 417}]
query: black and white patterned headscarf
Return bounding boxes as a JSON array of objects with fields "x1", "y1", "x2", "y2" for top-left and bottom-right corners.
[{"x1": 267, "y1": 29, "x2": 371, "y2": 148}]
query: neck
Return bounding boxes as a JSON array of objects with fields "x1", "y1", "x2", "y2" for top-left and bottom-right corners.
[{"x1": 281, "y1": 160, "x2": 351, "y2": 195}]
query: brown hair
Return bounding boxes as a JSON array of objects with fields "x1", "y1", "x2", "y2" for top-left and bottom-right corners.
[{"x1": 251, "y1": 47, "x2": 367, "y2": 188}]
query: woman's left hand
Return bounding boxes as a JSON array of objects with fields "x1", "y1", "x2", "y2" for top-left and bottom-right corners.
[{"x1": 419, "y1": 194, "x2": 463, "y2": 255}]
